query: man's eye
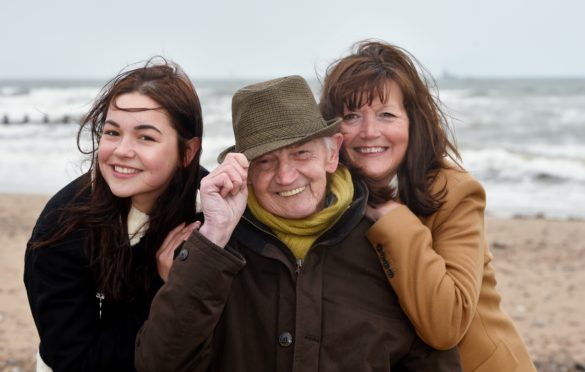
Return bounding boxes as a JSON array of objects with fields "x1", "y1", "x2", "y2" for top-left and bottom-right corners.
[{"x1": 254, "y1": 158, "x2": 275, "y2": 170}]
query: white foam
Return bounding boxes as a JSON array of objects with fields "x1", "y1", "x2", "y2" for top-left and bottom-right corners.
[
  {"x1": 1, "y1": 79, "x2": 584, "y2": 219},
  {"x1": 462, "y1": 148, "x2": 585, "y2": 183}
]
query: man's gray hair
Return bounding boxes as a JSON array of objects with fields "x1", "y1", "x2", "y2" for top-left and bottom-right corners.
[{"x1": 322, "y1": 136, "x2": 336, "y2": 153}]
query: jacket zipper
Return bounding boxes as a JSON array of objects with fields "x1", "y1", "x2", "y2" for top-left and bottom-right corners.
[
  {"x1": 96, "y1": 292, "x2": 105, "y2": 320},
  {"x1": 295, "y1": 258, "x2": 303, "y2": 275}
]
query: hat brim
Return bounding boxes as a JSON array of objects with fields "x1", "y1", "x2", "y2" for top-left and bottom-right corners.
[{"x1": 217, "y1": 117, "x2": 342, "y2": 164}]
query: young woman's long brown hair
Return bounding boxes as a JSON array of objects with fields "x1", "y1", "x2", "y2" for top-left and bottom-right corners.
[
  {"x1": 31, "y1": 59, "x2": 203, "y2": 301},
  {"x1": 319, "y1": 40, "x2": 461, "y2": 216}
]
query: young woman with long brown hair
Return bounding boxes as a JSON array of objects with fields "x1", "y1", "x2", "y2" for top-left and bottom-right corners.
[{"x1": 24, "y1": 59, "x2": 203, "y2": 371}]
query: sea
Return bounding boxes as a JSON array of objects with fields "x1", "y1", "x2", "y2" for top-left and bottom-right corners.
[{"x1": 1, "y1": 78, "x2": 584, "y2": 220}]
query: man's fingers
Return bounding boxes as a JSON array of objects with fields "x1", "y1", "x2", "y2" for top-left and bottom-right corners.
[
  {"x1": 224, "y1": 153, "x2": 250, "y2": 170},
  {"x1": 202, "y1": 161, "x2": 248, "y2": 198}
]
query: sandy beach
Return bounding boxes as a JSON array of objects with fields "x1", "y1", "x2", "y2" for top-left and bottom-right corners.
[{"x1": 1, "y1": 193, "x2": 584, "y2": 371}]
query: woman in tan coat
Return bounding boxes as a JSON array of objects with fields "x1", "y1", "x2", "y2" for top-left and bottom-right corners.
[{"x1": 319, "y1": 40, "x2": 536, "y2": 372}]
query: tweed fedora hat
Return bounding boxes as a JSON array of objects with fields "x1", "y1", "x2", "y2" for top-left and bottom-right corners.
[{"x1": 217, "y1": 75, "x2": 342, "y2": 163}]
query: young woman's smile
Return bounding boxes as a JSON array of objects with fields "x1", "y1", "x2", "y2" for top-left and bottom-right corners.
[{"x1": 98, "y1": 92, "x2": 180, "y2": 213}]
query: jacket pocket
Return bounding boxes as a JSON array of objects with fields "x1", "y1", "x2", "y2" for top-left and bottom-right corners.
[{"x1": 473, "y1": 340, "x2": 518, "y2": 372}]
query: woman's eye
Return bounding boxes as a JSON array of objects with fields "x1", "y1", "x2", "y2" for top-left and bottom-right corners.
[
  {"x1": 342, "y1": 113, "x2": 358, "y2": 121},
  {"x1": 139, "y1": 135, "x2": 155, "y2": 142},
  {"x1": 381, "y1": 112, "x2": 396, "y2": 118},
  {"x1": 103, "y1": 130, "x2": 119, "y2": 136}
]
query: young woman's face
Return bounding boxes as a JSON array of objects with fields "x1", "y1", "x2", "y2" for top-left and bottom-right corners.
[
  {"x1": 98, "y1": 92, "x2": 180, "y2": 213},
  {"x1": 340, "y1": 80, "x2": 409, "y2": 187}
]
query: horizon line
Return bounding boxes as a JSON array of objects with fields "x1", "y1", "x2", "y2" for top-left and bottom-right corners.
[{"x1": 3, "y1": 74, "x2": 585, "y2": 83}]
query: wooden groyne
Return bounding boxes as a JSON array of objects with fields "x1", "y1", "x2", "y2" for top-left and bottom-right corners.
[{"x1": 1, "y1": 114, "x2": 82, "y2": 124}]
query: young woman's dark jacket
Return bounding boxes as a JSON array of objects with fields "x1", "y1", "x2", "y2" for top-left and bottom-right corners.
[
  {"x1": 24, "y1": 176, "x2": 163, "y2": 371},
  {"x1": 135, "y1": 179, "x2": 461, "y2": 372}
]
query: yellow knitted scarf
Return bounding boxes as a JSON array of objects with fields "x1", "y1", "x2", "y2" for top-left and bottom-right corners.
[{"x1": 247, "y1": 166, "x2": 354, "y2": 259}]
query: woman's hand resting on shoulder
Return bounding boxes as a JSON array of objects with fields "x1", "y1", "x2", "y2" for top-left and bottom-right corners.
[
  {"x1": 156, "y1": 221, "x2": 201, "y2": 282},
  {"x1": 366, "y1": 199, "x2": 401, "y2": 222}
]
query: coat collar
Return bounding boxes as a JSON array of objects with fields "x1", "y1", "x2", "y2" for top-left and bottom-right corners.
[{"x1": 231, "y1": 178, "x2": 369, "y2": 268}]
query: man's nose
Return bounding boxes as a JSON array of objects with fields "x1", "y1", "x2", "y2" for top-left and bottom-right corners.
[{"x1": 274, "y1": 160, "x2": 297, "y2": 185}]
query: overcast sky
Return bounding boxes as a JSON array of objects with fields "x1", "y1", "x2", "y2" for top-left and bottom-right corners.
[{"x1": 1, "y1": 0, "x2": 584, "y2": 80}]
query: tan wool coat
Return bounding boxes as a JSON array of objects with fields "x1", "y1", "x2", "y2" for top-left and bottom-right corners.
[{"x1": 367, "y1": 167, "x2": 536, "y2": 372}]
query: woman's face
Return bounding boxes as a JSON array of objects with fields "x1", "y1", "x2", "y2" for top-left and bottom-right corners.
[
  {"x1": 98, "y1": 92, "x2": 181, "y2": 213},
  {"x1": 340, "y1": 80, "x2": 409, "y2": 187}
]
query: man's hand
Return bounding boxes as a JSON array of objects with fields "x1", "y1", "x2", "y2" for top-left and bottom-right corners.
[{"x1": 199, "y1": 153, "x2": 249, "y2": 247}]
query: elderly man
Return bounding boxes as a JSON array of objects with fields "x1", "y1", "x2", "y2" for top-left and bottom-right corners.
[{"x1": 135, "y1": 76, "x2": 460, "y2": 371}]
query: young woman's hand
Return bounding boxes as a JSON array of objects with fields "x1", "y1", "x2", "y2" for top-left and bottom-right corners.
[
  {"x1": 366, "y1": 200, "x2": 401, "y2": 222},
  {"x1": 156, "y1": 221, "x2": 201, "y2": 282}
]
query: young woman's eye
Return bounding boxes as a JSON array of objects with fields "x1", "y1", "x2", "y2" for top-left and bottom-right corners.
[
  {"x1": 139, "y1": 135, "x2": 155, "y2": 142},
  {"x1": 103, "y1": 130, "x2": 119, "y2": 136}
]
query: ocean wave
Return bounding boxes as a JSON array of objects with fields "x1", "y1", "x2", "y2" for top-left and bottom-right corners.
[
  {"x1": 0, "y1": 86, "x2": 96, "y2": 123},
  {"x1": 1, "y1": 78, "x2": 584, "y2": 219},
  {"x1": 462, "y1": 148, "x2": 585, "y2": 183}
]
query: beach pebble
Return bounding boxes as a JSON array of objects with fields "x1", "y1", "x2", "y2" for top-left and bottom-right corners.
[
  {"x1": 491, "y1": 241, "x2": 508, "y2": 249},
  {"x1": 515, "y1": 304, "x2": 527, "y2": 313}
]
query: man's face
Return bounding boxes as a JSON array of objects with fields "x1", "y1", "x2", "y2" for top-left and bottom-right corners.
[{"x1": 249, "y1": 135, "x2": 342, "y2": 219}]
